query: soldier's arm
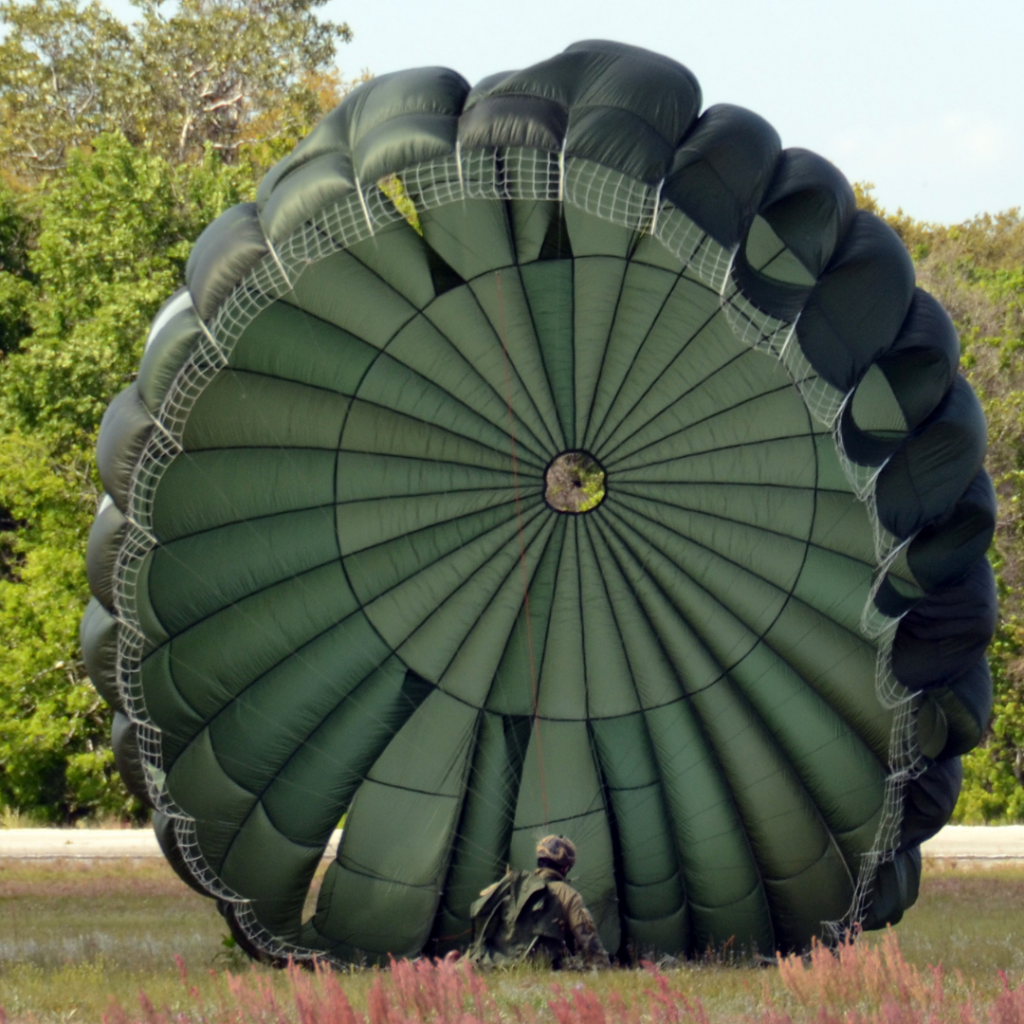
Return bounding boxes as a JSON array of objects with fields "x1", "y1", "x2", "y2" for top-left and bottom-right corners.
[{"x1": 563, "y1": 891, "x2": 612, "y2": 968}]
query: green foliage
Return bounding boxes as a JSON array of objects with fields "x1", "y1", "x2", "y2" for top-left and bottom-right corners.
[
  {"x1": 544, "y1": 451, "x2": 606, "y2": 513},
  {"x1": 0, "y1": 178, "x2": 36, "y2": 355},
  {"x1": 131, "y1": 0, "x2": 352, "y2": 164},
  {"x1": 0, "y1": 0, "x2": 138, "y2": 174},
  {"x1": 379, "y1": 174, "x2": 423, "y2": 235},
  {"x1": 3, "y1": 134, "x2": 253, "y2": 448},
  {"x1": 0, "y1": 430, "x2": 124, "y2": 819},
  {"x1": 0, "y1": 0, "x2": 353, "y2": 176},
  {"x1": 0, "y1": 136, "x2": 255, "y2": 819}
]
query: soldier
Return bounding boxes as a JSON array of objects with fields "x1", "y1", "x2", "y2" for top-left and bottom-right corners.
[{"x1": 469, "y1": 835, "x2": 611, "y2": 969}]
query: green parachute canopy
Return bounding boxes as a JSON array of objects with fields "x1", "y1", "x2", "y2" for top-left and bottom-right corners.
[{"x1": 83, "y1": 41, "x2": 996, "y2": 963}]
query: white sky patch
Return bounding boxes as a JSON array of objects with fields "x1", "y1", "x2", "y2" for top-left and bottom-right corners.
[
  {"x1": 823, "y1": 110, "x2": 1022, "y2": 221},
  {"x1": 833, "y1": 113, "x2": 1015, "y2": 171},
  {"x1": 943, "y1": 115, "x2": 1009, "y2": 166}
]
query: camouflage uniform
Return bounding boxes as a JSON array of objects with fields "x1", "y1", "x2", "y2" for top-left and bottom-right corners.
[
  {"x1": 472, "y1": 835, "x2": 611, "y2": 969},
  {"x1": 534, "y1": 866, "x2": 611, "y2": 968}
]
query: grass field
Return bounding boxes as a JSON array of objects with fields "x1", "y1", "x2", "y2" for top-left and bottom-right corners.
[{"x1": 1, "y1": 857, "x2": 1023, "y2": 1023}]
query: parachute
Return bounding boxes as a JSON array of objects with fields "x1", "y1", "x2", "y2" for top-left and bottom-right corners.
[{"x1": 82, "y1": 41, "x2": 996, "y2": 963}]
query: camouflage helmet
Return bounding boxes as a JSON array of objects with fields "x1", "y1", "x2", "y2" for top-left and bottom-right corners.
[{"x1": 536, "y1": 834, "x2": 576, "y2": 873}]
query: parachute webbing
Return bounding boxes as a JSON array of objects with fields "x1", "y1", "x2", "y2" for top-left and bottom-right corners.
[{"x1": 833, "y1": 412, "x2": 905, "y2": 565}]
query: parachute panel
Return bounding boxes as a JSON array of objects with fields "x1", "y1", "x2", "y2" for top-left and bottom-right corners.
[{"x1": 84, "y1": 40, "x2": 997, "y2": 963}]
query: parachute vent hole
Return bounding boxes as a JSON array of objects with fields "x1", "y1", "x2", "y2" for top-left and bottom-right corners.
[{"x1": 544, "y1": 451, "x2": 606, "y2": 513}]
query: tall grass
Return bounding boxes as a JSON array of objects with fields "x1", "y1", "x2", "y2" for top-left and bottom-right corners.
[
  {"x1": 3, "y1": 861, "x2": 1024, "y2": 1024},
  {"x1": 85, "y1": 934, "x2": 1024, "y2": 1024}
]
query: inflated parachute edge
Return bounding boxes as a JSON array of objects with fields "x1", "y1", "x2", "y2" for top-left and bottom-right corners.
[{"x1": 82, "y1": 40, "x2": 996, "y2": 963}]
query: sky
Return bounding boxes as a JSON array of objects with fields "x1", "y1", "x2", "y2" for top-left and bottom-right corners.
[{"x1": 111, "y1": 0, "x2": 1023, "y2": 225}]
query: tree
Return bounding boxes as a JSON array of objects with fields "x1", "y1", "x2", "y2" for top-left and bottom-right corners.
[
  {"x1": 0, "y1": 135, "x2": 254, "y2": 819},
  {"x1": 0, "y1": 178, "x2": 35, "y2": 356},
  {"x1": 132, "y1": 0, "x2": 352, "y2": 163},
  {"x1": 0, "y1": 0, "x2": 139, "y2": 174},
  {"x1": 0, "y1": 0, "x2": 353, "y2": 176},
  {"x1": 3, "y1": 134, "x2": 253, "y2": 448},
  {"x1": 0, "y1": 428, "x2": 114, "y2": 817}
]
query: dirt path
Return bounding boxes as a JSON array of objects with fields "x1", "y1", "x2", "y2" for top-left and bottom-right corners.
[
  {"x1": 918, "y1": 824, "x2": 1024, "y2": 861},
  {"x1": 0, "y1": 828, "x2": 344, "y2": 859},
  {"x1": 1, "y1": 826, "x2": 1021, "y2": 860}
]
